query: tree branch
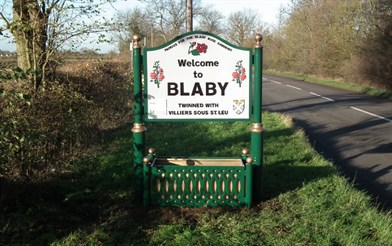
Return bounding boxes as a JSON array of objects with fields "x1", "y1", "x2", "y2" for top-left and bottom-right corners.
[{"x1": 0, "y1": 11, "x2": 11, "y2": 28}]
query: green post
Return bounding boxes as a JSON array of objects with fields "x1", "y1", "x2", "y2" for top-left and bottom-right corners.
[
  {"x1": 143, "y1": 148, "x2": 155, "y2": 207},
  {"x1": 131, "y1": 34, "x2": 146, "y2": 205},
  {"x1": 251, "y1": 34, "x2": 264, "y2": 203},
  {"x1": 143, "y1": 161, "x2": 151, "y2": 207},
  {"x1": 245, "y1": 155, "x2": 254, "y2": 207}
]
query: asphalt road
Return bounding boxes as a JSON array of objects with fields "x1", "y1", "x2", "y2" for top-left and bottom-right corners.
[{"x1": 262, "y1": 75, "x2": 392, "y2": 210}]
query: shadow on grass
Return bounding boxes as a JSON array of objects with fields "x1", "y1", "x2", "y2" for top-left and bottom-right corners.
[
  {"x1": 145, "y1": 122, "x2": 251, "y2": 156},
  {"x1": 261, "y1": 162, "x2": 336, "y2": 201},
  {"x1": 261, "y1": 127, "x2": 336, "y2": 201},
  {"x1": 0, "y1": 124, "x2": 134, "y2": 245}
]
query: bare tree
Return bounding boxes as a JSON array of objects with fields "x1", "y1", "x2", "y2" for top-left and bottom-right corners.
[
  {"x1": 0, "y1": 0, "x2": 116, "y2": 90},
  {"x1": 357, "y1": 0, "x2": 392, "y2": 89},
  {"x1": 140, "y1": 0, "x2": 202, "y2": 42},
  {"x1": 115, "y1": 7, "x2": 153, "y2": 52},
  {"x1": 195, "y1": 5, "x2": 224, "y2": 35},
  {"x1": 140, "y1": 0, "x2": 186, "y2": 42},
  {"x1": 225, "y1": 8, "x2": 262, "y2": 46},
  {"x1": 280, "y1": 0, "x2": 369, "y2": 75}
]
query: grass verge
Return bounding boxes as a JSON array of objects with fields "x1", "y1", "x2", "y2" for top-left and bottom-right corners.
[
  {"x1": 1, "y1": 112, "x2": 391, "y2": 245},
  {"x1": 265, "y1": 70, "x2": 392, "y2": 100}
]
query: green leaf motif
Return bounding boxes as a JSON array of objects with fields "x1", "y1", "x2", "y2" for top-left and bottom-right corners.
[{"x1": 191, "y1": 50, "x2": 200, "y2": 56}]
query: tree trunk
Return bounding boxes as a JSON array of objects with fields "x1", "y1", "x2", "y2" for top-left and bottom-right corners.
[
  {"x1": 186, "y1": 0, "x2": 193, "y2": 32},
  {"x1": 11, "y1": 0, "x2": 48, "y2": 90}
]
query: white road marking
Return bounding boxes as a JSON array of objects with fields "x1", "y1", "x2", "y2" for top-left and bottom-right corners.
[
  {"x1": 350, "y1": 106, "x2": 392, "y2": 123},
  {"x1": 265, "y1": 78, "x2": 391, "y2": 123},
  {"x1": 309, "y1": 92, "x2": 335, "y2": 102},
  {"x1": 286, "y1": 84, "x2": 302, "y2": 90},
  {"x1": 271, "y1": 80, "x2": 282, "y2": 84}
]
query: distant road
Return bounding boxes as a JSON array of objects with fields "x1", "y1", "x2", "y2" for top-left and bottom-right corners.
[{"x1": 262, "y1": 75, "x2": 392, "y2": 210}]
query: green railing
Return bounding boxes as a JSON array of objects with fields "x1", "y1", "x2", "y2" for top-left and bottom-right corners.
[{"x1": 143, "y1": 155, "x2": 253, "y2": 207}]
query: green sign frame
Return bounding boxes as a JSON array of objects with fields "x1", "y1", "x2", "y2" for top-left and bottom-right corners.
[{"x1": 143, "y1": 31, "x2": 253, "y2": 122}]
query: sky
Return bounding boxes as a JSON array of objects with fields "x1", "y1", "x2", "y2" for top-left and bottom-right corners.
[{"x1": 0, "y1": 0, "x2": 291, "y2": 53}]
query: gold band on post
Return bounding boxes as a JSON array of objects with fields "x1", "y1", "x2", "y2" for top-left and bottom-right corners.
[
  {"x1": 131, "y1": 123, "x2": 147, "y2": 133},
  {"x1": 250, "y1": 123, "x2": 264, "y2": 133}
]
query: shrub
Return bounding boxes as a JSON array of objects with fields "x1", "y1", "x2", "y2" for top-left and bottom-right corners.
[{"x1": 0, "y1": 60, "x2": 132, "y2": 180}]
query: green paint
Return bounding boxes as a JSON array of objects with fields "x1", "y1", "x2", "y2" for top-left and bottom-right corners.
[
  {"x1": 149, "y1": 164, "x2": 251, "y2": 207},
  {"x1": 132, "y1": 40, "x2": 146, "y2": 205},
  {"x1": 251, "y1": 44, "x2": 264, "y2": 203}
]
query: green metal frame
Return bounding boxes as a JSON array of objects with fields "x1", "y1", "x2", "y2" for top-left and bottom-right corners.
[
  {"x1": 132, "y1": 32, "x2": 264, "y2": 207},
  {"x1": 251, "y1": 34, "x2": 264, "y2": 202},
  {"x1": 131, "y1": 34, "x2": 146, "y2": 203}
]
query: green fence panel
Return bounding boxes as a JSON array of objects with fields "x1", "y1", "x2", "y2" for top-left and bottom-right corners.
[{"x1": 147, "y1": 164, "x2": 252, "y2": 207}]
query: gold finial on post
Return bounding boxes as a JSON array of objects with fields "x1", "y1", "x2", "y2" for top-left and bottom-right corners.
[
  {"x1": 133, "y1": 34, "x2": 141, "y2": 49},
  {"x1": 246, "y1": 157, "x2": 253, "y2": 165},
  {"x1": 255, "y1": 34, "x2": 263, "y2": 48},
  {"x1": 242, "y1": 148, "x2": 250, "y2": 155},
  {"x1": 143, "y1": 156, "x2": 151, "y2": 164}
]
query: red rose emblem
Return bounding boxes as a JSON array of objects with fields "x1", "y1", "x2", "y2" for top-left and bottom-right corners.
[
  {"x1": 158, "y1": 74, "x2": 165, "y2": 81},
  {"x1": 150, "y1": 72, "x2": 157, "y2": 79},
  {"x1": 241, "y1": 67, "x2": 246, "y2": 73},
  {"x1": 232, "y1": 72, "x2": 239, "y2": 79},
  {"x1": 196, "y1": 43, "x2": 208, "y2": 53},
  {"x1": 240, "y1": 74, "x2": 246, "y2": 81}
]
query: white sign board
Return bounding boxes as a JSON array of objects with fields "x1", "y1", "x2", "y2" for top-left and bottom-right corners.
[{"x1": 144, "y1": 32, "x2": 252, "y2": 121}]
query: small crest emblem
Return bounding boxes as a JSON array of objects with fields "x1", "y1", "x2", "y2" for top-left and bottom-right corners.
[{"x1": 233, "y1": 99, "x2": 245, "y2": 114}]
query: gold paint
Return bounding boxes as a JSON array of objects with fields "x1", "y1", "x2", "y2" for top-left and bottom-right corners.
[
  {"x1": 153, "y1": 158, "x2": 243, "y2": 166},
  {"x1": 165, "y1": 180, "x2": 169, "y2": 192},
  {"x1": 143, "y1": 156, "x2": 151, "y2": 164},
  {"x1": 131, "y1": 123, "x2": 147, "y2": 133},
  {"x1": 157, "y1": 179, "x2": 161, "y2": 192},
  {"x1": 133, "y1": 34, "x2": 141, "y2": 49},
  {"x1": 246, "y1": 157, "x2": 253, "y2": 165},
  {"x1": 255, "y1": 34, "x2": 263, "y2": 48},
  {"x1": 250, "y1": 123, "x2": 265, "y2": 133},
  {"x1": 242, "y1": 148, "x2": 250, "y2": 155}
]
